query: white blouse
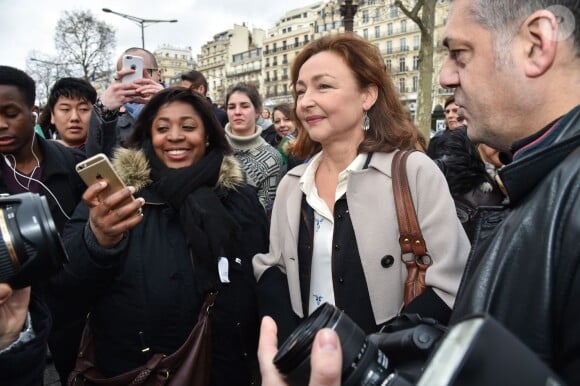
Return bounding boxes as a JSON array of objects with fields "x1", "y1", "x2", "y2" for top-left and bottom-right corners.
[{"x1": 299, "y1": 152, "x2": 368, "y2": 314}]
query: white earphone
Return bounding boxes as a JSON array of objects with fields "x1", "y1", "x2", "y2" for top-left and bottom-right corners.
[{"x1": 1, "y1": 142, "x2": 71, "y2": 221}]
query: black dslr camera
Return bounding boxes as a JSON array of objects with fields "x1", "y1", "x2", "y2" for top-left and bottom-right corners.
[
  {"x1": 274, "y1": 303, "x2": 441, "y2": 386},
  {"x1": 273, "y1": 303, "x2": 564, "y2": 386},
  {"x1": 0, "y1": 192, "x2": 68, "y2": 289}
]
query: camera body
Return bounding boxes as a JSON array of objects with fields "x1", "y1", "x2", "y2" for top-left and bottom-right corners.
[
  {"x1": 0, "y1": 192, "x2": 68, "y2": 288},
  {"x1": 274, "y1": 303, "x2": 416, "y2": 386},
  {"x1": 274, "y1": 303, "x2": 564, "y2": 386}
]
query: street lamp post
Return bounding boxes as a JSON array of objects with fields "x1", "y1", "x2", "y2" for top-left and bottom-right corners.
[
  {"x1": 102, "y1": 8, "x2": 177, "y2": 49},
  {"x1": 340, "y1": 0, "x2": 359, "y2": 32}
]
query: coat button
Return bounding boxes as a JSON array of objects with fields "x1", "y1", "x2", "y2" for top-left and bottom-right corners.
[
  {"x1": 338, "y1": 276, "x2": 344, "y2": 283},
  {"x1": 381, "y1": 255, "x2": 395, "y2": 268}
]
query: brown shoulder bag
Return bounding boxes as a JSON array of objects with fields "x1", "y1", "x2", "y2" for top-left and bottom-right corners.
[
  {"x1": 391, "y1": 150, "x2": 433, "y2": 306},
  {"x1": 68, "y1": 291, "x2": 217, "y2": 386}
]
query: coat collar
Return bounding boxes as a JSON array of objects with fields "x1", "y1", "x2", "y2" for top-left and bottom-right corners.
[
  {"x1": 499, "y1": 105, "x2": 580, "y2": 203},
  {"x1": 38, "y1": 136, "x2": 82, "y2": 178},
  {"x1": 112, "y1": 148, "x2": 245, "y2": 192},
  {"x1": 0, "y1": 137, "x2": 81, "y2": 192},
  {"x1": 286, "y1": 151, "x2": 395, "y2": 179}
]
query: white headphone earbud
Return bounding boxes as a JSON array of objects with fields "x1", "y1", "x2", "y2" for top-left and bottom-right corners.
[{"x1": 32, "y1": 111, "x2": 38, "y2": 125}]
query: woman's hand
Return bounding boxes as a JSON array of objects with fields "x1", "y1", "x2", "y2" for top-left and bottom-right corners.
[
  {"x1": 0, "y1": 284, "x2": 30, "y2": 350},
  {"x1": 83, "y1": 181, "x2": 145, "y2": 248}
]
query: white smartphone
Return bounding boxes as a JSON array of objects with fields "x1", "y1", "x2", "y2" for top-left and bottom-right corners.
[
  {"x1": 76, "y1": 153, "x2": 137, "y2": 207},
  {"x1": 121, "y1": 55, "x2": 144, "y2": 83}
]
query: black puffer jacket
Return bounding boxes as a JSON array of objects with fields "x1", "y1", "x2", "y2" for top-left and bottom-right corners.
[
  {"x1": 61, "y1": 150, "x2": 269, "y2": 386},
  {"x1": 451, "y1": 105, "x2": 580, "y2": 384}
]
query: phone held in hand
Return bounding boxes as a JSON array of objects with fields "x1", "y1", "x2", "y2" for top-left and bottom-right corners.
[
  {"x1": 76, "y1": 153, "x2": 139, "y2": 212},
  {"x1": 121, "y1": 55, "x2": 144, "y2": 83}
]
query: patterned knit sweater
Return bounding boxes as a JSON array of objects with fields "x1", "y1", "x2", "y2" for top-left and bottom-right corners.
[{"x1": 225, "y1": 124, "x2": 286, "y2": 211}]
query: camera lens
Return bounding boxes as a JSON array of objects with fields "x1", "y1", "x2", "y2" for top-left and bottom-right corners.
[
  {"x1": 0, "y1": 193, "x2": 68, "y2": 288},
  {"x1": 274, "y1": 303, "x2": 392, "y2": 386}
]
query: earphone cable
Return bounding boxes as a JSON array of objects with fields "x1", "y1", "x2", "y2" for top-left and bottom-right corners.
[
  {"x1": 4, "y1": 162, "x2": 71, "y2": 221},
  {"x1": 2, "y1": 132, "x2": 71, "y2": 221}
]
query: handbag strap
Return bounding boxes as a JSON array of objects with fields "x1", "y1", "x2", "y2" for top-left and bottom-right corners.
[
  {"x1": 391, "y1": 150, "x2": 427, "y2": 258},
  {"x1": 159, "y1": 290, "x2": 217, "y2": 368}
]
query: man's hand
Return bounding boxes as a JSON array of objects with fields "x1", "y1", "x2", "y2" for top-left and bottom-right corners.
[
  {"x1": 258, "y1": 316, "x2": 342, "y2": 386},
  {"x1": 98, "y1": 69, "x2": 140, "y2": 111},
  {"x1": 131, "y1": 78, "x2": 164, "y2": 104},
  {"x1": 99, "y1": 68, "x2": 165, "y2": 111},
  {"x1": 0, "y1": 284, "x2": 31, "y2": 350}
]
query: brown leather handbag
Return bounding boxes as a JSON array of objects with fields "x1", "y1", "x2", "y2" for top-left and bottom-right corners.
[
  {"x1": 68, "y1": 291, "x2": 217, "y2": 386},
  {"x1": 391, "y1": 150, "x2": 433, "y2": 306}
]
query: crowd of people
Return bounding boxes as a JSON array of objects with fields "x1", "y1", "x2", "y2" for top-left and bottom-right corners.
[{"x1": 0, "y1": 0, "x2": 578, "y2": 385}]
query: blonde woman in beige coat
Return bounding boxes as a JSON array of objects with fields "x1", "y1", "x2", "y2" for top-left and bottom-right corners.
[{"x1": 253, "y1": 34, "x2": 470, "y2": 341}]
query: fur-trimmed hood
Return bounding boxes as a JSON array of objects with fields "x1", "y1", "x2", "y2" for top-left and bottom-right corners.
[{"x1": 111, "y1": 148, "x2": 246, "y2": 191}]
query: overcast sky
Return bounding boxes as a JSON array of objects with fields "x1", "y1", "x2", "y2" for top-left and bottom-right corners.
[{"x1": 0, "y1": 0, "x2": 320, "y2": 70}]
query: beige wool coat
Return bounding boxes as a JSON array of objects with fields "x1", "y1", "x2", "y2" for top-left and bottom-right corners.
[{"x1": 253, "y1": 150, "x2": 470, "y2": 325}]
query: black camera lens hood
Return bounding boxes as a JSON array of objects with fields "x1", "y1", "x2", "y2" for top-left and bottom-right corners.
[{"x1": 274, "y1": 303, "x2": 390, "y2": 386}]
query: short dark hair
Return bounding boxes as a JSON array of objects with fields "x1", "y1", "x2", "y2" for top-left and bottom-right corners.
[
  {"x1": 272, "y1": 103, "x2": 293, "y2": 121},
  {"x1": 225, "y1": 83, "x2": 262, "y2": 112},
  {"x1": 444, "y1": 95, "x2": 456, "y2": 109},
  {"x1": 466, "y1": 0, "x2": 580, "y2": 58},
  {"x1": 47, "y1": 77, "x2": 97, "y2": 111},
  {"x1": 180, "y1": 70, "x2": 208, "y2": 95},
  {"x1": 0, "y1": 66, "x2": 36, "y2": 107},
  {"x1": 128, "y1": 87, "x2": 231, "y2": 154}
]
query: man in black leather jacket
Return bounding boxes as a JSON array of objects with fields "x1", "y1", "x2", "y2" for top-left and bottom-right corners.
[{"x1": 440, "y1": 0, "x2": 580, "y2": 383}]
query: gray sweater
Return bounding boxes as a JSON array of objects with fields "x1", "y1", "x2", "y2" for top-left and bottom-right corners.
[{"x1": 225, "y1": 124, "x2": 286, "y2": 211}]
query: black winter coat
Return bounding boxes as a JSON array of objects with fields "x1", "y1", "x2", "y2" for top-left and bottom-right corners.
[
  {"x1": 61, "y1": 152, "x2": 269, "y2": 386},
  {"x1": 0, "y1": 136, "x2": 85, "y2": 231},
  {"x1": 86, "y1": 108, "x2": 136, "y2": 158},
  {"x1": 0, "y1": 137, "x2": 86, "y2": 384},
  {"x1": 451, "y1": 104, "x2": 580, "y2": 384}
]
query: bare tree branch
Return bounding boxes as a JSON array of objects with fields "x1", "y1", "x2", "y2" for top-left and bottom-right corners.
[
  {"x1": 26, "y1": 51, "x2": 72, "y2": 106},
  {"x1": 54, "y1": 10, "x2": 116, "y2": 81},
  {"x1": 393, "y1": 0, "x2": 437, "y2": 141}
]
